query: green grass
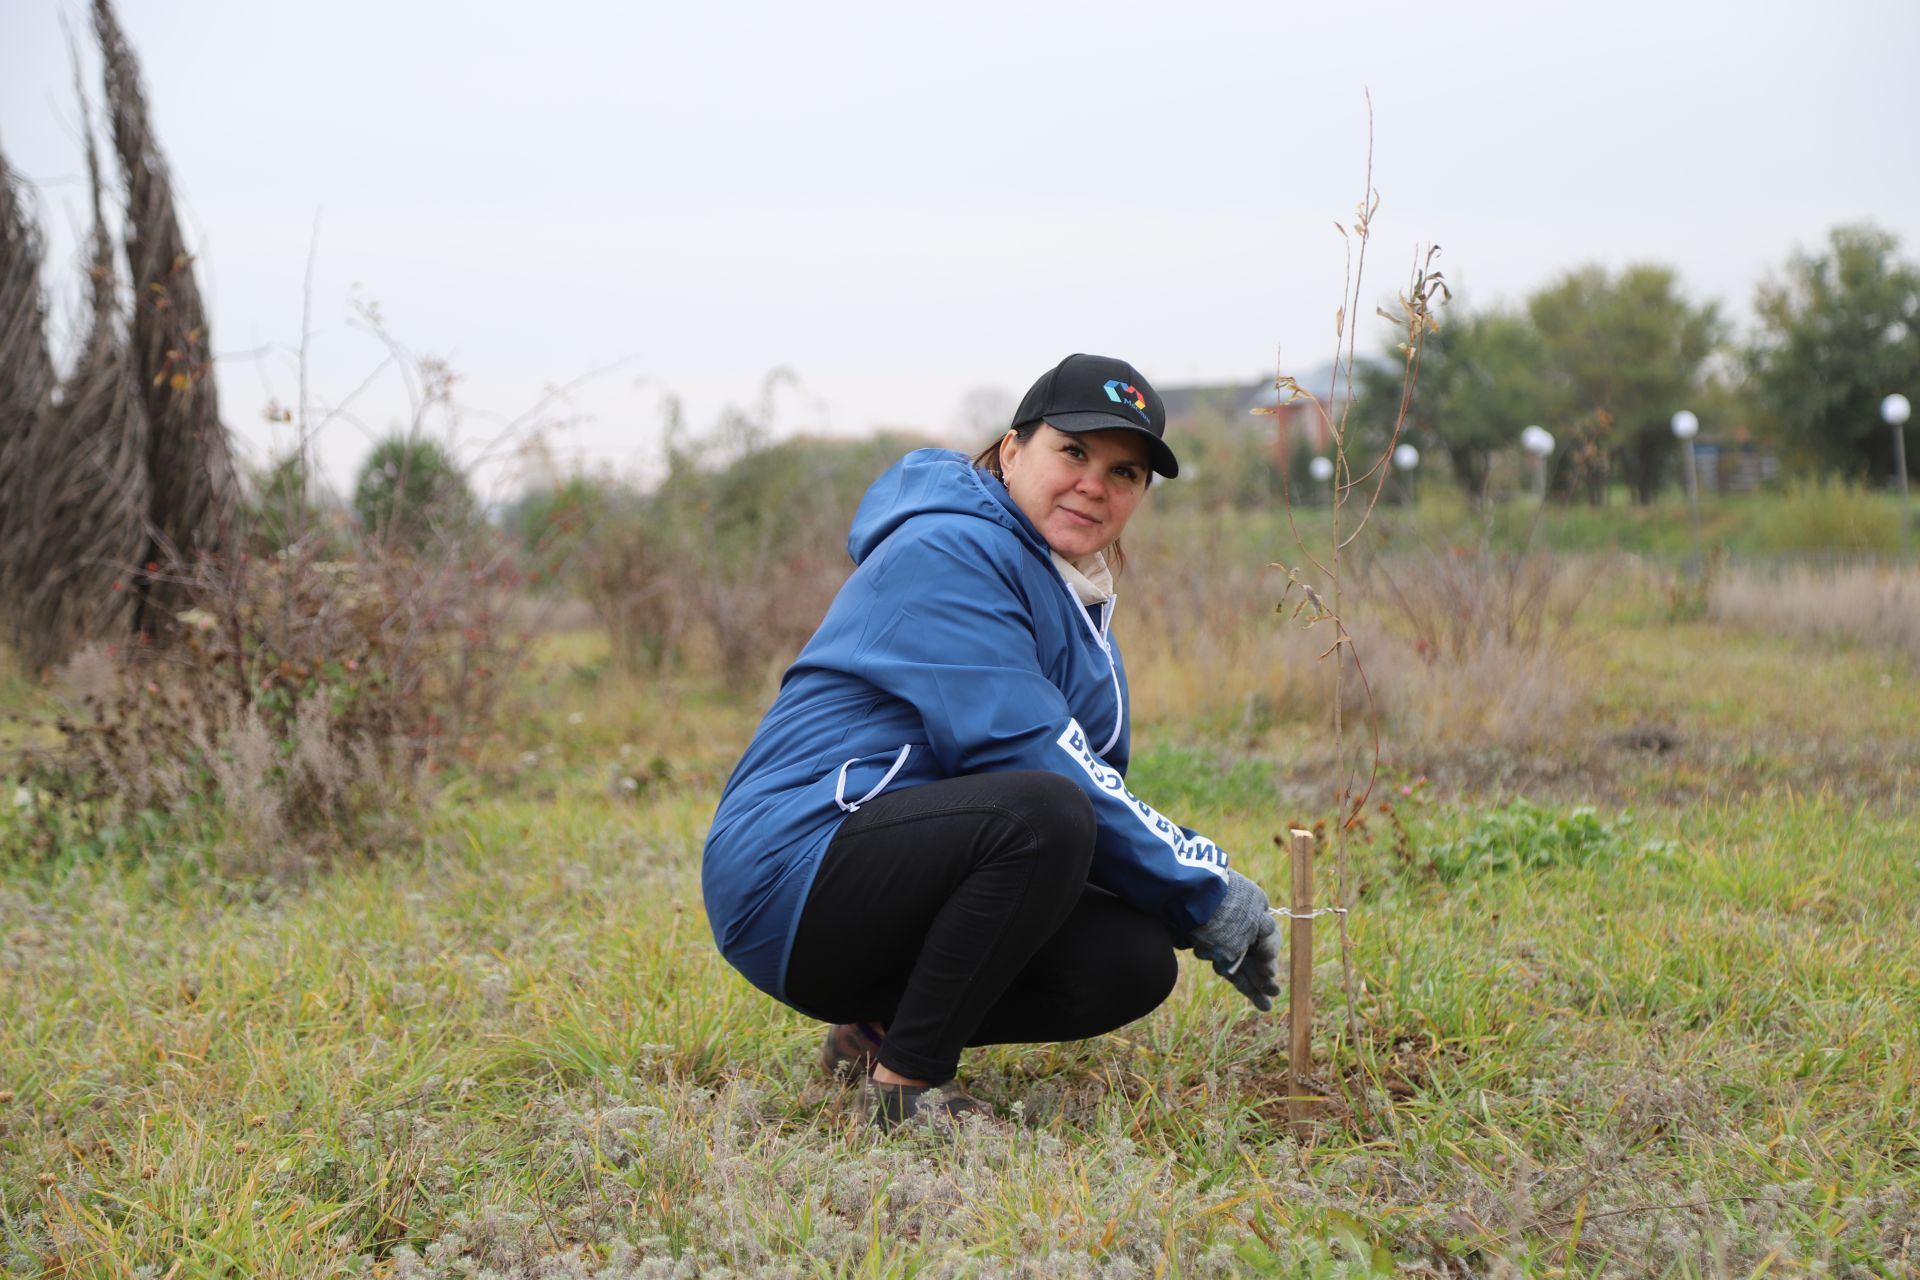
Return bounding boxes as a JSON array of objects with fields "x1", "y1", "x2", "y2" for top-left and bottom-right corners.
[
  {"x1": 1181, "y1": 480, "x2": 1914, "y2": 561},
  {"x1": 3, "y1": 562, "x2": 1918, "y2": 1276}
]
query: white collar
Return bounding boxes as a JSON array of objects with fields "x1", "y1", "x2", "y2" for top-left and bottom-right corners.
[{"x1": 1050, "y1": 549, "x2": 1114, "y2": 606}]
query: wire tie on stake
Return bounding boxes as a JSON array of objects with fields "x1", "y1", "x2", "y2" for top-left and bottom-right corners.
[
  {"x1": 1223, "y1": 907, "x2": 1350, "y2": 974},
  {"x1": 1271, "y1": 906, "x2": 1349, "y2": 920}
]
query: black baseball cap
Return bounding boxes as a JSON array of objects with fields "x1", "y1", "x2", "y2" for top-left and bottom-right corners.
[{"x1": 1011, "y1": 353, "x2": 1178, "y2": 478}]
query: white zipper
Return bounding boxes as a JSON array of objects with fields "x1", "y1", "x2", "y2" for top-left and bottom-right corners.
[{"x1": 1054, "y1": 572, "x2": 1125, "y2": 758}]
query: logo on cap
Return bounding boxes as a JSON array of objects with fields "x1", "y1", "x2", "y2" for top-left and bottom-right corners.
[{"x1": 1104, "y1": 381, "x2": 1149, "y2": 422}]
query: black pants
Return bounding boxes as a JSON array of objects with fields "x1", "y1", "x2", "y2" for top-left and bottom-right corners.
[{"x1": 784, "y1": 770, "x2": 1178, "y2": 1083}]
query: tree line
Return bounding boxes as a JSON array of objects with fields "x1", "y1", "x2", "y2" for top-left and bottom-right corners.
[{"x1": 1353, "y1": 224, "x2": 1920, "y2": 503}]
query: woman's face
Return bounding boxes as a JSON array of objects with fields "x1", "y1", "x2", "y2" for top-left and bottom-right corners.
[{"x1": 998, "y1": 423, "x2": 1150, "y2": 560}]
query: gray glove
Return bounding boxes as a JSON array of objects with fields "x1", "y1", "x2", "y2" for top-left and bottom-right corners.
[{"x1": 1188, "y1": 869, "x2": 1282, "y2": 1012}]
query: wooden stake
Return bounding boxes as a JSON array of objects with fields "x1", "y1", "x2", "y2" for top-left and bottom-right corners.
[{"x1": 1287, "y1": 827, "x2": 1315, "y2": 1133}]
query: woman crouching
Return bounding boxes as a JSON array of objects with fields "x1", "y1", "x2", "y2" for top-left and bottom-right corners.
[{"x1": 701, "y1": 353, "x2": 1281, "y2": 1129}]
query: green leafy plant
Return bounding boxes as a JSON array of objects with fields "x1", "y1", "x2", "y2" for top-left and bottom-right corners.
[{"x1": 1426, "y1": 799, "x2": 1680, "y2": 880}]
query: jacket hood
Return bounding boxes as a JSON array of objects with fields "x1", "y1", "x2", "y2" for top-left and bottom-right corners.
[{"x1": 848, "y1": 448, "x2": 1048, "y2": 566}]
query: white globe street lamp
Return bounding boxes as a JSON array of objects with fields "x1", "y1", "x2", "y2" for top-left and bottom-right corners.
[
  {"x1": 1520, "y1": 425, "x2": 1553, "y2": 502},
  {"x1": 1671, "y1": 409, "x2": 1701, "y2": 502},
  {"x1": 1392, "y1": 442, "x2": 1420, "y2": 506},
  {"x1": 1306, "y1": 454, "x2": 1334, "y2": 509},
  {"x1": 1672, "y1": 409, "x2": 1705, "y2": 570},
  {"x1": 1885, "y1": 393, "x2": 1912, "y2": 540}
]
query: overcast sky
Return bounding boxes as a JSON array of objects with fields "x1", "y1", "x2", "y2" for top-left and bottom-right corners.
[{"x1": 5, "y1": 0, "x2": 1919, "y2": 497}]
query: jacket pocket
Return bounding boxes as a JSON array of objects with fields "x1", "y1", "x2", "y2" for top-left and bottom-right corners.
[{"x1": 832, "y1": 744, "x2": 914, "y2": 813}]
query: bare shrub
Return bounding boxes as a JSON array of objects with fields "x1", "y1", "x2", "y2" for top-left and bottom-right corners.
[
  {"x1": 1362, "y1": 547, "x2": 1596, "y2": 747},
  {"x1": 1124, "y1": 519, "x2": 1355, "y2": 730},
  {"x1": 678, "y1": 538, "x2": 847, "y2": 693},
  {"x1": 506, "y1": 476, "x2": 665, "y2": 658},
  {"x1": 575, "y1": 511, "x2": 687, "y2": 676},
  {"x1": 1710, "y1": 561, "x2": 1920, "y2": 664},
  {"x1": 1368, "y1": 546, "x2": 1583, "y2": 663},
  {"x1": 26, "y1": 536, "x2": 530, "y2": 871},
  {"x1": 669, "y1": 433, "x2": 917, "y2": 690},
  {"x1": 1123, "y1": 534, "x2": 1593, "y2": 749},
  {"x1": 1367, "y1": 631, "x2": 1584, "y2": 749},
  {"x1": 568, "y1": 431, "x2": 927, "y2": 689}
]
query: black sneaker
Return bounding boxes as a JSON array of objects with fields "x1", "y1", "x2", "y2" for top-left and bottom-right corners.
[
  {"x1": 818, "y1": 1021, "x2": 886, "y2": 1081},
  {"x1": 868, "y1": 1080, "x2": 996, "y2": 1132}
]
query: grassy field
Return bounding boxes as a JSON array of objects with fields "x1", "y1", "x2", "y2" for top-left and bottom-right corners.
[
  {"x1": 2, "y1": 539, "x2": 1917, "y2": 1276},
  {"x1": 1175, "y1": 481, "x2": 1915, "y2": 563}
]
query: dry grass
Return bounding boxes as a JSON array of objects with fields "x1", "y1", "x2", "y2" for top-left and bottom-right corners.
[
  {"x1": 1710, "y1": 561, "x2": 1920, "y2": 665},
  {"x1": 1363, "y1": 633, "x2": 1586, "y2": 751},
  {"x1": 1122, "y1": 563, "x2": 1344, "y2": 735},
  {"x1": 3, "y1": 643, "x2": 1916, "y2": 1275},
  {"x1": 1123, "y1": 517, "x2": 1602, "y2": 752},
  {"x1": 1358, "y1": 549, "x2": 1599, "y2": 750}
]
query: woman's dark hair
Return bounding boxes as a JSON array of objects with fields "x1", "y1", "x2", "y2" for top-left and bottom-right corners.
[
  {"x1": 968, "y1": 421, "x2": 1039, "y2": 481},
  {"x1": 971, "y1": 422, "x2": 1151, "y2": 575}
]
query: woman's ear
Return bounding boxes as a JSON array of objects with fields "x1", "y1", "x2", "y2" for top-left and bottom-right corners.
[{"x1": 997, "y1": 430, "x2": 1020, "y2": 475}]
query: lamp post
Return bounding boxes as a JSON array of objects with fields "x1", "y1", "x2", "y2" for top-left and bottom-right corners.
[
  {"x1": 1885, "y1": 394, "x2": 1912, "y2": 543},
  {"x1": 1393, "y1": 442, "x2": 1419, "y2": 505},
  {"x1": 1896, "y1": 391, "x2": 1912, "y2": 552},
  {"x1": 1670, "y1": 410, "x2": 1700, "y2": 500},
  {"x1": 1520, "y1": 425, "x2": 1554, "y2": 502},
  {"x1": 1671, "y1": 410, "x2": 1704, "y2": 573},
  {"x1": 1308, "y1": 454, "x2": 1334, "y2": 506}
]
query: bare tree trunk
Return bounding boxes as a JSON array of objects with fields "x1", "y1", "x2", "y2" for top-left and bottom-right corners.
[{"x1": 95, "y1": 0, "x2": 238, "y2": 635}]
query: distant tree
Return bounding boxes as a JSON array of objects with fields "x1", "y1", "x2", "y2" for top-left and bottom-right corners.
[
  {"x1": 351, "y1": 436, "x2": 473, "y2": 550},
  {"x1": 684, "y1": 430, "x2": 937, "y2": 564},
  {"x1": 246, "y1": 451, "x2": 344, "y2": 557},
  {"x1": 506, "y1": 472, "x2": 636, "y2": 590},
  {"x1": 1356, "y1": 303, "x2": 1551, "y2": 502},
  {"x1": 1527, "y1": 265, "x2": 1724, "y2": 504},
  {"x1": 1749, "y1": 223, "x2": 1920, "y2": 480},
  {"x1": 650, "y1": 429, "x2": 936, "y2": 687}
]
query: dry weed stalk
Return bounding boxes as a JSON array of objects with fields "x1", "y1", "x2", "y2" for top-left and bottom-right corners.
[{"x1": 1262, "y1": 99, "x2": 1446, "y2": 1117}]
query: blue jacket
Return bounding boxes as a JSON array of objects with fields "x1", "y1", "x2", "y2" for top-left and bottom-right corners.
[{"x1": 701, "y1": 448, "x2": 1232, "y2": 1003}]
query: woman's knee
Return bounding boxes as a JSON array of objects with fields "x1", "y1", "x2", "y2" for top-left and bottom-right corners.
[
  {"x1": 994, "y1": 770, "x2": 1096, "y2": 870},
  {"x1": 1111, "y1": 918, "x2": 1179, "y2": 1022}
]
